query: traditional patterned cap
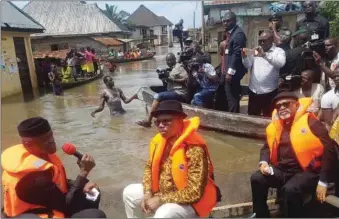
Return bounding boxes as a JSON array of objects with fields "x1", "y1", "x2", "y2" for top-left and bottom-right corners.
[{"x1": 17, "y1": 117, "x2": 51, "y2": 137}]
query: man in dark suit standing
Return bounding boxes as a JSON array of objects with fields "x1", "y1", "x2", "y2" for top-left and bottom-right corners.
[{"x1": 222, "y1": 12, "x2": 247, "y2": 113}]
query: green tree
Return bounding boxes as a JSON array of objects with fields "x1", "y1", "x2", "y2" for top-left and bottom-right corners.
[
  {"x1": 103, "y1": 4, "x2": 130, "y2": 24},
  {"x1": 319, "y1": 1, "x2": 339, "y2": 37}
]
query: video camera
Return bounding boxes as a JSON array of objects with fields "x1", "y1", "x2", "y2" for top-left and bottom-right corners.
[
  {"x1": 302, "y1": 31, "x2": 325, "y2": 57},
  {"x1": 279, "y1": 74, "x2": 301, "y2": 92},
  {"x1": 177, "y1": 50, "x2": 193, "y2": 63},
  {"x1": 156, "y1": 67, "x2": 171, "y2": 80}
]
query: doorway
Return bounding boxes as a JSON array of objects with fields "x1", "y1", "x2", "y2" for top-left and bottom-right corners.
[{"x1": 13, "y1": 37, "x2": 33, "y2": 97}]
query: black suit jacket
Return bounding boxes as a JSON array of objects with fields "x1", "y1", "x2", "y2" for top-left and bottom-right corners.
[{"x1": 223, "y1": 25, "x2": 247, "y2": 81}]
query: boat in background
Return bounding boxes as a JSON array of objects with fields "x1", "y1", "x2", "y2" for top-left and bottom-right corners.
[
  {"x1": 106, "y1": 53, "x2": 155, "y2": 64},
  {"x1": 141, "y1": 86, "x2": 270, "y2": 139}
]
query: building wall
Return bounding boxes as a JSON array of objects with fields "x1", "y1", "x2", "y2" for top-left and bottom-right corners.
[{"x1": 1, "y1": 31, "x2": 37, "y2": 98}]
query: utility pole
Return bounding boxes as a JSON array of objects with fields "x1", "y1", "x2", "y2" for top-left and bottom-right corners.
[{"x1": 201, "y1": 1, "x2": 205, "y2": 51}]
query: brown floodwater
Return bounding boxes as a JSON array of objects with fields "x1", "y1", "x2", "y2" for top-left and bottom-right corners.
[{"x1": 1, "y1": 45, "x2": 262, "y2": 217}]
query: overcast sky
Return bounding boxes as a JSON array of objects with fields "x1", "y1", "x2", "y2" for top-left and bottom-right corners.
[{"x1": 13, "y1": 1, "x2": 202, "y2": 28}]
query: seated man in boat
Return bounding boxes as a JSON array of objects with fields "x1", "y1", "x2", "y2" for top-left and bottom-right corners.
[
  {"x1": 250, "y1": 92, "x2": 334, "y2": 217},
  {"x1": 137, "y1": 53, "x2": 189, "y2": 127},
  {"x1": 123, "y1": 100, "x2": 218, "y2": 218},
  {"x1": 190, "y1": 56, "x2": 219, "y2": 107},
  {"x1": 293, "y1": 69, "x2": 324, "y2": 115},
  {"x1": 1, "y1": 117, "x2": 106, "y2": 218},
  {"x1": 91, "y1": 75, "x2": 137, "y2": 117}
]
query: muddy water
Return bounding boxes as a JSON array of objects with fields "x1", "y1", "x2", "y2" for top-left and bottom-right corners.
[{"x1": 1, "y1": 45, "x2": 261, "y2": 217}]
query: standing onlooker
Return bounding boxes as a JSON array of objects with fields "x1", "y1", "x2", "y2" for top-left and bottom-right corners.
[
  {"x1": 175, "y1": 19, "x2": 184, "y2": 51},
  {"x1": 296, "y1": 1, "x2": 330, "y2": 40},
  {"x1": 222, "y1": 12, "x2": 247, "y2": 113},
  {"x1": 314, "y1": 38, "x2": 339, "y2": 91},
  {"x1": 79, "y1": 48, "x2": 87, "y2": 77},
  {"x1": 91, "y1": 48, "x2": 98, "y2": 75},
  {"x1": 48, "y1": 64, "x2": 63, "y2": 96},
  {"x1": 85, "y1": 47, "x2": 94, "y2": 77},
  {"x1": 268, "y1": 14, "x2": 292, "y2": 51},
  {"x1": 66, "y1": 50, "x2": 77, "y2": 81},
  {"x1": 294, "y1": 69, "x2": 324, "y2": 114},
  {"x1": 242, "y1": 30, "x2": 286, "y2": 117},
  {"x1": 321, "y1": 73, "x2": 339, "y2": 129}
]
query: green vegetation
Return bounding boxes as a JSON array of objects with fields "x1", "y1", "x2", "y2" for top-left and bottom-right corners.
[
  {"x1": 319, "y1": 1, "x2": 339, "y2": 37},
  {"x1": 103, "y1": 4, "x2": 130, "y2": 24}
]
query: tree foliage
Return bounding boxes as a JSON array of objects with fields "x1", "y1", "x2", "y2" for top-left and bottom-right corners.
[
  {"x1": 319, "y1": 1, "x2": 339, "y2": 37},
  {"x1": 103, "y1": 4, "x2": 130, "y2": 24}
]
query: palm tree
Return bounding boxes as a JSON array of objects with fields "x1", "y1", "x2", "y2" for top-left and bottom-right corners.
[{"x1": 103, "y1": 4, "x2": 130, "y2": 24}]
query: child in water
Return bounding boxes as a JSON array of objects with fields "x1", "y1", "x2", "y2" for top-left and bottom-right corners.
[{"x1": 91, "y1": 76, "x2": 137, "y2": 117}]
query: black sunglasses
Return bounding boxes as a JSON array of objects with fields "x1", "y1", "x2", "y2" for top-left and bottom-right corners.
[{"x1": 275, "y1": 101, "x2": 294, "y2": 110}]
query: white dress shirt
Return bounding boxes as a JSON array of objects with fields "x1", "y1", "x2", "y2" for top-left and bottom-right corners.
[{"x1": 243, "y1": 45, "x2": 286, "y2": 94}]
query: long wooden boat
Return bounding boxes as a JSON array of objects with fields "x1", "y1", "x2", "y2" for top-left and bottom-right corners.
[
  {"x1": 54, "y1": 71, "x2": 103, "y2": 90},
  {"x1": 107, "y1": 54, "x2": 155, "y2": 64},
  {"x1": 141, "y1": 86, "x2": 270, "y2": 139}
]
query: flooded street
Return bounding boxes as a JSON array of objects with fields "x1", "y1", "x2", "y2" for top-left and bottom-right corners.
[{"x1": 1, "y1": 45, "x2": 262, "y2": 217}]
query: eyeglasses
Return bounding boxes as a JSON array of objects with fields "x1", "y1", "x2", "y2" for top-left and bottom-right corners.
[
  {"x1": 154, "y1": 118, "x2": 173, "y2": 127},
  {"x1": 275, "y1": 101, "x2": 293, "y2": 110}
]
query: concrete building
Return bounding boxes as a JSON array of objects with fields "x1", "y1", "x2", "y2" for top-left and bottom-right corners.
[
  {"x1": 126, "y1": 5, "x2": 173, "y2": 47},
  {"x1": 22, "y1": 1, "x2": 131, "y2": 53},
  {"x1": 1, "y1": 1, "x2": 44, "y2": 98},
  {"x1": 203, "y1": 0, "x2": 304, "y2": 53}
]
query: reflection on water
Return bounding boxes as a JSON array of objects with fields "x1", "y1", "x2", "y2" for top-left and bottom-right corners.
[{"x1": 1, "y1": 45, "x2": 261, "y2": 217}]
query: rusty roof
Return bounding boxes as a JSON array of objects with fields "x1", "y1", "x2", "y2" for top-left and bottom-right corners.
[
  {"x1": 204, "y1": 0, "x2": 248, "y2": 6},
  {"x1": 92, "y1": 37, "x2": 123, "y2": 46},
  {"x1": 33, "y1": 49, "x2": 70, "y2": 59}
]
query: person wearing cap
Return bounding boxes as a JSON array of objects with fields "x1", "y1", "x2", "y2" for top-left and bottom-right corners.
[
  {"x1": 123, "y1": 100, "x2": 219, "y2": 218},
  {"x1": 190, "y1": 55, "x2": 219, "y2": 107},
  {"x1": 268, "y1": 14, "x2": 292, "y2": 51},
  {"x1": 1, "y1": 117, "x2": 106, "y2": 218},
  {"x1": 250, "y1": 92, "x2": 334, "y2": 217},
  {"x1": 296, "y1": 1, "x2": 329, "y2": 41}
]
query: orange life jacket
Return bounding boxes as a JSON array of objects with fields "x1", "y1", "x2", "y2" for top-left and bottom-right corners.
[
  {"x1": 2, "y1": 144, "x2": 68, "y2": 218},
  {"x1": 149, "y1": 117, "x2": 217, "y2": 218},
  {"x1": 266, "y1": 97, "x2": 324, "y2": 170}
]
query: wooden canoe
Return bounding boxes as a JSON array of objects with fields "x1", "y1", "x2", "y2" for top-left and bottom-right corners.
[
  {"x1": 107, "y1": 54, "x2": 155, "y2": 64},
  {"x1": 141, "y1": 86, "x2": 270, "y2": 139},
  {"x1": 56, "y1": 71, "x2": 103, "y2": 90}
]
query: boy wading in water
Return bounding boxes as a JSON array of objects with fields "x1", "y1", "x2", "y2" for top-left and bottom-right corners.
[{"x1": 91, "y1": 76, "x2": 137, "y2": 117}]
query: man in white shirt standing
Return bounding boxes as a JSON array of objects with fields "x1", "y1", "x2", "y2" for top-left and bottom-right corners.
[
  {"x1": 242, "y1": 30, "x2": 286, "y2": 117},
  {"x1": 321, "y1": 72, "x2": 339, "y2": 128}
]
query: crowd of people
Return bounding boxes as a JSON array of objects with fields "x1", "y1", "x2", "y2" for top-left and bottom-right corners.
[
  {"x1": 108, "y1": 48, "x2": 154, "y2": 60},
  {"x1": 37, "y1": 47, "x2": 101, "y2": 96}
]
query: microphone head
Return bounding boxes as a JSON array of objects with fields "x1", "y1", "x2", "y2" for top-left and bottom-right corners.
[{"x1": 62, "y1": 143, "x2": 77, "y2": 155}]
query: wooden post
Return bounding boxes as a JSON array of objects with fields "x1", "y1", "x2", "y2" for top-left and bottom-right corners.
[{"x1": 201, "y1": 1, "x2": 205, "y2": 52}]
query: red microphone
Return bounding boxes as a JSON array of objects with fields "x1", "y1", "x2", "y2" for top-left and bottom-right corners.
[{"x1": 62, "y1": 143, "x2": 83, "y2": 160}]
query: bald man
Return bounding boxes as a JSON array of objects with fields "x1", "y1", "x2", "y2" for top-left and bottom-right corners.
[
  {"x1": 297, "y1": 1, "x2": 329, "y2": 40},
  {"x1": 222, "y1": 12, "x2": 247, "y2": 113},
  {"x1": 242, "y1": 30, "x2": 286, "y2": 117},
  {"x1": 314, "y1": 37, "x2": 339, "y2": 90},
  {"x1": 137, "y1": 53, "x2": 189, "y2": 127}
]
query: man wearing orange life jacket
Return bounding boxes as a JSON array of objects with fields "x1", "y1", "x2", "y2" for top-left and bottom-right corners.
[
  {"x1": 250, "y1": 92, "x2": 334, "y2": 218},
  {"x1": 123, "y1": 100, "x2": 220, "y2": 218},
  {"x1": 1, "y1": 117, "x2": 106, "y2": 218}
]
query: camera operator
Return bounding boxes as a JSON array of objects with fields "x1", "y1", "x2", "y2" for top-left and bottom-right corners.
[
  {"x1": 296, "y1": 1, "x2": 329, "y2": 41},
  {"x1": 313, "y1": 38, "x2": 339, "y2": 91},
  {"x1": 190, "y1": 56, "x2": 219, "y2": 107},
  {"x1": 137, "y1": 53, "x2": 188, "y2": 128},
  {"x1": 279, "y1": 29, "x2": 311, "y2": 91}
]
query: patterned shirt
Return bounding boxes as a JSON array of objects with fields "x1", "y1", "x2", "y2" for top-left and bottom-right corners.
[
  {"x1": 142, "y1": 144, "x2": 209, "y2": 205},
  {"x1": 194, "y1": 63, "x2": 218, "y2": 91}
]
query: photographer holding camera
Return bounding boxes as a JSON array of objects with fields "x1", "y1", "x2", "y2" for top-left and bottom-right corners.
[
  {"x1": 313, "y1": 38, "x2": 339, "y2": 91},
  {"x1": 137, "y1": 53, "x2": 188, "y2": 128},
  {"x1": 190, "y1": 56, "x2": 219, "y2": 107}
]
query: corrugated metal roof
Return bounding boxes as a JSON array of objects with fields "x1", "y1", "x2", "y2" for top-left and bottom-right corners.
[
  {"x1": 93, "y1": 37, "x2": 123, "y2": 46},
  {"x1": 1, "y1": 1, "x2": 44, "y2": 31},
  {"x1": 23, "y1": 1, "x2": 130, "y2": 36},
  {"x1": 204, "y1": 0, "x2": 249, "y2": 6},
  {"x1": 127, "y1": 5, "x2": 173, "y2": 27},
  {"x1": 116, "y1": 38, "x2": 135, "y2": 43},
  {"x1": 33, "y1": 49, "x2": 70, "y2": 59}
]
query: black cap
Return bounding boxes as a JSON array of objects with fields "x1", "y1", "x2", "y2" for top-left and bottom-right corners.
[
  {"x1": 17, "y1": 117, "x2": 52, "y2": 137},
  {"x1": 151, "y1": 100, "x2": 187, "y2": 118},
  {"x1": 269, "y1": 14, "x2": 282, "y2": 22},
  {"x1": 272, "y1": 92, "x2": 298, "y2": 105}
]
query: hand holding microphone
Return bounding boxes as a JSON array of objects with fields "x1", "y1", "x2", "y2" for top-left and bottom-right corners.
[{"x1": 62, "y1": 143, "x2": 96, "y2": 177}]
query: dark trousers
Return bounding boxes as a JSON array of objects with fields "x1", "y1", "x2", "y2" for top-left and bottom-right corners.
[
  {"x1": 4, "y1": 189, "x2": 106, "y2": 218},
  {"x1": 248, "y1": 89, "x2": 278, "y2": 117},
  {"x1": 224, "y1": 79, "x2": 242, "y2": 113},
  {"x1": 179, "y1": 37, "x2": 183, "y2": 51},
  {"x1": 250, "y1": 168, "x2": 319, "y2": 218}
]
